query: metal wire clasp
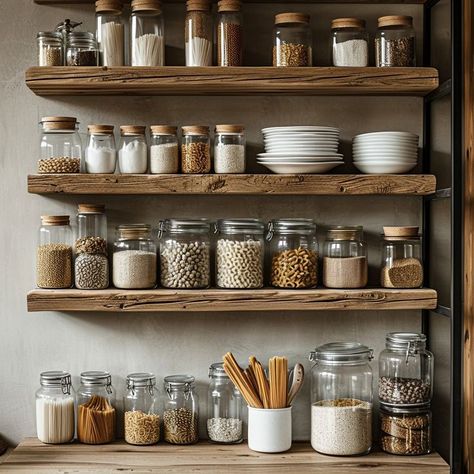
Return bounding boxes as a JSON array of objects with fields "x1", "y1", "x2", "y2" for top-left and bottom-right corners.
[{"x1": 61, "y1": 374, "x2": 72, "y2": 395}]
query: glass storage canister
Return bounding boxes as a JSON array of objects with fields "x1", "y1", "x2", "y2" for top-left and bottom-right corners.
[
  {"x1": 207, "y1": 362, "x2": 243, "y2": 444},
  {"x1": 379, "y1": 332, "x2": 433, "y2": 407},
  {"x1": 323, "y1": 226, "x2": 368, "y2": 288},
  {"x1": 375, "y1": 15, "x2": 415, "y2": 67},
  {"x1": 159, "y1": 219, "x2": 211, "y2": 289},
  {"x1": 181, "y1": 126, "x2": 211, "y2": 174},
  {"x1": 309, "y1": 342, "x2": 374, "y2": 456},
  {"x1": 214, "y1": 124, "x2": 246, "y2": 174},
  {"x1": 163, "y1": 375, "x2": 199, "y2": 444},
  {"x1": 96, "y1": 0, "x2": 126, "y2": 66},
  {"x1": 215, "y1": 219, "x2": 264, "y2": 289},
  {"x1": 381, "y1": 226, "x2": 423, "y2": 288},
  {"x1": 331, "y1": 18, "x2": 368, "y2": 67},
  {"x1": 217, "y1": 0, "x2": 243, "y2": 66},
  {"x1": 36, "y1": 371, "x2": 75, "y2": 444},
  {"x1": 66, "y1": 31, "x2": 98, "y2": 66},
  {"x1": 380, "y1": 405, "x2": 431, "y2": 455},
  {"x1": 118, "y1": 125, "x2": 148, "y2": 174},
  {"x1": 38, "y1": 116, "x2": 82, "y2": 173},
  {"x1": 37, "y1": 215, "x2": 73, "y2": 289},
  {"x1": 85, "y1": 124, "x2": 117, "y2": 174},
  {"x1": 55, "y1": 18, "x2": 82, "y2": 59},
  {"x1": 150, "y1": 125, "x2": 179, "y2": 174},
  {"x1": 185, "y1": 0, "x2": 213, "y2": 66},
  {"x1": 37, "y1": 32, "x2": 63, "y2": 66},
  {"x1": 113, "y1": 224, "x2": 157, "y2": 289},
  {"x1": 124, "y1": 373, "x2": 161, "y2": 445},
  {"x1": 267, "y1": 218, "x2": 318, "y2": 289}
]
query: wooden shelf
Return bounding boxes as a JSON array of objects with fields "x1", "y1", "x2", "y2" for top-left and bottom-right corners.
[
  {"x1": 34, "y1": 0, "x2": 428, "y2": 4},
  {"x1": 25, "y1": 67, "x2": 439, "y2": 96}
]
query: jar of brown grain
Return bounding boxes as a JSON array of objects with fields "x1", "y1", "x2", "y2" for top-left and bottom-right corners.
[
  {"x1": 273, "y1": 13, "x2": 312, "y2": 66},
  {"x1": 217, "y1": 0, "x2": 243, "y2": 66},
  {"x1": 181, "y1": 126, "x2": 211, "y2": 174}
]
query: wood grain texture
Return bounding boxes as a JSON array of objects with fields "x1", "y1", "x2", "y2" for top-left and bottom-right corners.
[
  {"x1": 27, "y1": 174, "x2": 437, "y2": 196},
  {"x1": 25, "y1": 67, "x2": 439, "y2": 96},
  {"x1": 34, "y1": 0, "x2": 427, "y2": 4}
]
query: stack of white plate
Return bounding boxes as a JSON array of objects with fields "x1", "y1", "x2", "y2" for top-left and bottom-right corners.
[
  {"x1": 258, "y1": 126, "x2": 344, "y2": 174},
  {"x1": 353, "y1": 131, "x2": 419, "y2": 174}
]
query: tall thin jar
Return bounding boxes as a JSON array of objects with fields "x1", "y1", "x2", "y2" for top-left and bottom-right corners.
[
  {"x1": 96, "y1": 0, "x2": 126, "y2": 66},
  {"x1": 185, "y1": 0, "x2": 213, "y2": 66},
  {"x1": 217, "y1": 0, "x2": 243, "y2": 66}
]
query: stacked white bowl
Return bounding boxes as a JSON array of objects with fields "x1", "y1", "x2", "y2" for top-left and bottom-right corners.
[{"x1": 352, "y1": 131, "x2": 419, "y2": 174}]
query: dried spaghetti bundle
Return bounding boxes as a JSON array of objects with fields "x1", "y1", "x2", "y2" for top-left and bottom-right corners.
[{"x1": 78, "y1": 395, "x2": 116, "y2": 444}]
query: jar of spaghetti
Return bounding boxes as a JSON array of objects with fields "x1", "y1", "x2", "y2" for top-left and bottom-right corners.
[
  {"x1": 217, "y1": 0, "x2": 243, "y2": 66},
  {"x1": 273, "y1": 13, "x2": 312, "y2": 66},
  {"x1": 185, "y1": 0, "x2": 213, "y2": 66},
  {"x1": 181, "y1": 126, "x2": 211, "y2": 174},
  {"x1": 96, "y1": 0, "x2": 126, "y2": 66}
]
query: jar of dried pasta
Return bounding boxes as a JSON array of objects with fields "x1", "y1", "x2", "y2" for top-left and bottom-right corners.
[{"x1": 181, "y1": 125, "x2": 211, "y2": 174}]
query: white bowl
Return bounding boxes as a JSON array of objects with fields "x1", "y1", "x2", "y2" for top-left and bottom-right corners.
[
  {"x1": 354, "y1": 162, "x2": 417, "y2": 174},
  {"x1": 353, "y1": 152, "x2": 418, "y2": 159},
  {"x1": 259, "y1": 161, "x2": 343, "y2": 174},
  {"x1": 353, "y1": 138, "x2": 419, "y2": 146},
  {"x1": 354, "y1": 131, "x2": 419, "y2": 140},
  {"x1": 353, "y1": 157, "x2": 417, "y2": 164}
]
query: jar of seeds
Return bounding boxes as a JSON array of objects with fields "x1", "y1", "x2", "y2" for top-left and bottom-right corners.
[
  {"x1": 217, "y1": 0, "x2": 243, "y2": 66},
  {"x1": 96, "y1": 0, "x2": 126, "y2": 66},
  {"x1": 215, "y1": 219, "x2": 265, "y2": 289},
  {"x1": 159, "y1": 219, "x2": 211, "y2": 289},
  {"x1": 181, "y1": 126, "x2": 211, "y2": 174},
  {"x1": 85, "y1": 125, "x2": 117, "y2": 174},
  {"x1": 150, "y1": 125, "x2": 179, "y2": 174},
  {"x1": 273, "y1": 13, "x2": 312, "y2": 67},
  {"x1": 185, "y1": 0, "x2": 213, "y2": 66},
  {"x1": 214, "y1": 125, "x2": 246, "y2": 174},
  {"x1": 375, "y1": 16, "x2": 415, "y2": 67},
  {"x1": 163, "y1": 375, "x2": 199, "y2": 445},
  {"x1": 66, "y1": 32, "x2": 98, "y2": 66},
  {"x1": 331, "y1": 18, "x2": 368, "y2": 67},
  {"x1": 37, "y1": 32, "x2": 63, "y2": 66},
  {"x1": 118, "y1": 126, "x2": 148, "y2": 174}
]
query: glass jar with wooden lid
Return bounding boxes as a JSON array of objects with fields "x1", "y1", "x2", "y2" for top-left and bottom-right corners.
[
  {"x1": 214, "y1": 124, "x2": 246, "y2": 174},
  {"x1": 37, "y1": 32, "x2": 63, "y2": 66},
  {"x1": 85, "y1": 124, "x2": 117, "y2": 174},
  {"x1": 118, "y1": 125, "x2": 148, "y2": 174},
  {"x1": 96, "y1": 0, "x2": 126, "y2": 66},
  {"x1": 217, "y1": 0, "x2": 243, "y2": 66},
  {"x1": 150, "y1": 125, "x2": 179, "y2": 174},
  {"x1": 331, "y1": 18, "x2": 368, "y2": 67},
  {"x1": 181, "y1": 125, "x2": 211, "y2": 174},
  {"x1": 185, "y1": 0, "x2": 213, "y2": 66}
]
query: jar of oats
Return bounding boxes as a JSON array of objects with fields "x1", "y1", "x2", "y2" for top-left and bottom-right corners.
[
  {"x1": 273, "y1": 13, "x2": 312, "y2": 66},
  {"x1": 181, "y1": 125, "x2": 211, "y2": 174}
]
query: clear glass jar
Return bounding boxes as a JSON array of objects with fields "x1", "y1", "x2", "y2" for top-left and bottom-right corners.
[
  {"x1": 217, "y1": 0, "x2": 243, "y2": 66},
  {"x1": 118, "y1": 126, "x2": 148, "y2": 174},
  {"x1": 85, "y1": 125, "x2": 117, "y2": 174},
  {"x1": 159, "y1": 219, "x2": 211, "y2": 289},
  {"x1": 309, "y1": 342, "x2": 374, "y2": 456},
  {"x1": 375, "y1": 15, "x2": 415, "y2": 67},
  {"x1": 55, "y1": 19, "x2": 82, "y2": 59},
  {"x1": 163, "y1": 375, "x2": 199, "y2": 444},
  {"x1": 96, "y1": 0, "x2": 126, "y2": 66},
  {"x1": 38, "y1": 116, "x2": 82, "y2": 173},
  {"x1": 66, "y1": 32, "x2": 98, "y2": 66},
  {"x1": 207, "y1": 362, "x2": 243, "y2": 444},
  {"x1": 181, "y1": 126, "x2": 211, "y2": 174},
  {"x1": 185, "y1": 0, "x2": 213, "y2": 66},
  {"x1": 124, "y1": 373, "x2": 161, "y2": 445},
  {"x1": 379, "y1": 332, "x2": 433, "y2": 407},
  {"x1": 323, "y1": 226, "x2": 368, "y2": 288},
  {"x1": 150, "y1": 125, "x2": 179, "y2": 174},
  {"x1": 331, "y1": 18, "x2": 368, "y2": 67},
  {"x1": 214, "y1": 125, "x2": 246, "y2": 174},
  {"x1": 113, "y1": 224, "x2": 157, "y2": 289},
  {"x1": 131, "y1": 0, "x2": 165, "y2": 66},
  {"x1": 77, "y1": 371, "x2": 116, "y2": 444},
  {"x1": 215, "y1": 219, "x2": 264, "y2": 289},
  {"x1": 37, "y1": 216, "x2": 73, "y2": 289},
  {"x1": 267, "y1": 218, "x2": 318, "y2": 289},
  {"x1": 37, "y1": 32, "x2": 63, "y2": 66},
  {"x1": 273, "y1": 13, "x2": 312, "y2": 67},
  {"x1": 36, "y1": 371, "x2": 75, "y2": 444}
]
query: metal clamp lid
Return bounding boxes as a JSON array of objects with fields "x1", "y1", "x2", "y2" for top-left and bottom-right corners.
[
  {"x1": 80, "y1": 371, "x2": 113, "y2": 393},
  {"x1": 40, "y1": 371, "x2": 72, "y2": 395},
  {"x1": 214, "y1": 219, "x2": 265, "y2": 235},
  {"x1": 164, "y1": 375, "x2": 195, "y2": 399},
  {"x1": 385, "y1": 332, "x2": 427, "y2": 363},
  {"x1": 208, "y1": 362, "x2": 229, "y2": 379},
  {"x1": 159, "y1": 219, "x2": 211, "y2": 238},
  {"x1": 127, "y1": 372, "x2": 156, "y2": 396},
  {"x1": 267, "y1": 218, "x2": 316, "y2": 240},
  {"x1": 309, "y1": 342, "x2": 374, "y2": 363}
]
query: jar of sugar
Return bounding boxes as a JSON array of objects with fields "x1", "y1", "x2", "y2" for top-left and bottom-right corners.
[
  {"x1": 118, "y1": 125, "x2": 148, "y2": 174},
  {"x1": 331, "y1": 18, "x2": 369, "y2": 67},
  {"x1": 150, "y1": 125, "x2": 179, "y2": 174},
  {"x1": 85, "y1": 125, "x2": 117, "y2": 173}
]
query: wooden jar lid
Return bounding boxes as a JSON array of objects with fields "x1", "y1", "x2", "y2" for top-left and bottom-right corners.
[
  {"x1": 95, "y1": 0, "x2": 123, "y2": 14},
  {"x1": 41, "y1": 116, "x2": 77, "y2": 131},
  {"x1": 41, "y1": 215, "x2": 70, "y2": 226},
  {"x1": 88, "y1": 124, "x2": 114, "y2": 134},
  {"x1": 383, "y1": 226, "x2": 420, "y2": 239},
  {"x1": 131, "y1": 0, "x2": 161, "y2": 12},
  {"x1": 378, "y1": 15, "x2": 413, "y2": 28},
  {"x1": 186, "y1": 0, "x2": 211, "y2": 12},
  {"x1": 78, "y1": 204, "x2": 106, "y2": 214},
  {"x1": 182, "y1": 125, "x2": 210, "y2": 136},
  {"x1": 150, "y1": 125, "x2": 177, "y2": 135},
  {"x1": 218, "y1": 0, "x2": 241, "y2": 12},
  {"x1": 117, "y1": 224, "x2": 151, "y2": 240},
  {"x1": 331, "y1": 18, "x2": 365, "y2": 29},
  {"x1": 120, "y1": 125, "x2": 146, "y2": 136},
  {"x1": 275, "y1": 13, "x2": 310, "y2": 25},
  {"x1": 215, "y1": 124, "x2": 245, "y2": 133}
]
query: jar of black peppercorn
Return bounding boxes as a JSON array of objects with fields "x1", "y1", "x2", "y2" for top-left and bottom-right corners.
[{"x1": 66, "y1": 32, "x2": 98, "y2": 66}]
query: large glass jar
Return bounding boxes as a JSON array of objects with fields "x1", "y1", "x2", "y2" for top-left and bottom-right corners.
[
  {"x1": 331, "y1": 18, "x2": 368, "y2": 67},
  {"x1": 185, "y1": 0, "x2": 213, "y2": 66},
  {"x1": 379, "y1": 332, "x2": 433, "y2": 407},
  {"x1": 77, "y1": 371, "x2": 116, "y2": 445},
  {"x1": 181, "y1": 126, "x2": 211, "y2": 174},
  {"x1": 163, "y1": 375, "x2": 199, "y2": 444},
  {"x1": 36, "y1": 371, "x2": 75, "y2": 444},
  {"x1": 214, "y1": 125, "x2": 246, "y2": 174},
  {"x1": 159, "y1": 219, "x2": 211, "y2": 289},
  {"x1": 267, "y1": 218, "x2": 318, "y2": 289},
  {"x1": 37, "y1": 32, "x2": 63, "y2": 66},
  {"x1": 375, "y1": 15, "x2": 415, "y2": 67},
  {"x1": 118, "y1": 126, "x2": 148, "y2": 174},
  {"x1": 131, "y1": 0, "x2": 165, "y2": 66},
  {"x1": 37, "y1": 215, "x2": 73, "y2": 289},
  {"x1": 215, "y1": 219, "x2": 264, "y2": 289},
  {"x1": 323, "y1": 226, "x2": 368, "y2": 288},
  {"x1": 309, "y1": 342, "x2": 374, "y2": 456},
  {"x1": 96, "y1": 0, "x2": 126, "y2": 66},
  {"x1": 217, "y1": 0, "x2": 243, "y2": 66},
  {"x1": 150, "y1": 125, "x2": 179, "y2": 174},
  {"x1": 38, "y1": 116, "x2": 82, "y2": 173},
  {"x1": 113, "y1": 224, "x2": 157, "y2": 289},
  {"x1": 66, "y1": 32, "x2": 98, "y2": 66},
  {"x1": 273, "y1": 13, "x2": 312, "y2": 67},
  {"x1": 85, "y1": 124, "x2": 117, "y2": 174},
  {"x1": 124, "y1": 373, "x2": 161, "y2": 445}
]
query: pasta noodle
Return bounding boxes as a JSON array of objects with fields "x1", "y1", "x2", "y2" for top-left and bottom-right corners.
[{"x1": 77, "y1": 395, "x2": 116, "y2": 444}]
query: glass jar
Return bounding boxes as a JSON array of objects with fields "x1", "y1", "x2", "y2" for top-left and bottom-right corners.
[
  {"x1": 55, "y1": 19, "x2": 82, "y2": 59},
  {"x1": 309, "y1": 342, "x2": 374, "y2": 456},
  {"x1": 273, "y1": 13, "x2": 312, "y2": 67},
  {"x1": 66, "y1": 32, "x2": 98, "y2": 66},
  {"x1": 181, "y1": 126, "x2": 211, "y2": 174},
  {"x1": 77, "y1": 371, "x2": 116, "y2": 444},
  {"x1": 96, "y1": 0, "x2": 126, "y2": 66},
  {"x1": 113, "y1": 224, "x2": 157, "y2": 289},
  {"x1": 159, "y1": 219, "x2": 211, "y2": 289},
  {"x1": 185, "y1": 0, "x2": 213, "y2": 66},
  {"x1": 124, "y1": 373, "x2": 161, "y2": 445},
  {"x1": 331, "y1": 18, "x2": 368, "y2": 67},
  {"x1": 217, "y1": 0, "x2": 243, "y2": 66},
  {"x1": 379, "y1": 332, "x2": 433, "y2": 407},
  {"x1": 215, "y1": 219, "x2": 265, "y2": 289},
  {"x1": 131, "y1": 0, "x2": 165, "y2": 66},
  {"x1": 267, "y1": 218, "x2": 318, "y2": 289},
  {"x1": 37, "y1": 32, "x2": 63, "y2": 66},
  {"x1": 38, "y1": 116, "x2": 82, "y2": 173},
  {"x1": 207, "y1": 362, "x2": 243, "y2": 444},
  {"x1": 150, "y1": 125, "x2": 179, "y2": 174},
  {"x1": 214, "y1": 125, "x2": 246, "y2": 174},
  {"x1": 163, "y1": 375, "x2": 199, "y2": 444},
  {"x1": 36, "y1": 371, "x2": 75, "y2": 444},
  {"x1": 323, "y1": 226, "x2": 368, "y2": 288},
  {"x1": 85, "y1": 124, "x2": 117, "y2": 174},
  {"x1": 118, "y1": 126, "x2": 148, "y2": 174},
  {"x1": 37, "y1": 215, "x2": 73, "y2": 289},
  {"x1": 375, "y1": 15, "x2": 415, "y2": 67}
]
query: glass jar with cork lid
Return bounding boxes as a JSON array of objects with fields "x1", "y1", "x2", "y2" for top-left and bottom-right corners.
[
  {"x1": 96, "y1": 0, "x2": 126, "y2": 66},
  {"x1": 214, "y1": 125, "x2": 246, "y2": 174},
  {"x1": 181, "y1": 126, "x2": 211, "y2": 174},
  {"x1": 185, "y1": 0, "x2": 213, "y2": 66},
  {"x1": 85, "y1": 125, "x2": 117, "y2": 174},
  {"x1": 217, "y1": 0, "x2": 243, "y2": 66},
  {"x1": 118, "y1": 126, "x2": 148, "y2": 174},
  {"x1": 37, "y1": 32, "x2": 63, "y2": 66},
  {"x1": 150, "y1": 125, "x2": 179, "y2": 174},
  {"x1": 331, "y1": 18, "x2": 368, "y2": 67}
]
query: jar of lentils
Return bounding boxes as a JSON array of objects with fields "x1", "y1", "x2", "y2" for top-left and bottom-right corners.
[
  {"x1": 37, "y1": 31, "x2": 63, "y2": 66},
  {"x1": 181, "y1": 126, "x2": 211, "y2": 173},
  {"x1": 214, "y1": 125, "x2": 246, "y2": 174},
  {"x1": 217, "y1": 0, "x2": 243, "y2": 66},
  {"x1": 331, "y1": 18, "x2": 368, "y2": 67},
  {"x1": 150, "y1": 125, "x2": 179, "y2": 174}
]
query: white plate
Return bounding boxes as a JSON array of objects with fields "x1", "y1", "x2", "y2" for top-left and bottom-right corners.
[
  {"x1": 354, "y1": 158, "x2": 417, "y2": 164},
  {"x1": 262, "y1": 126, "x2": 340, "y2": 133},
  {"x1": 265, "y1": 137, "x2": 339, "y2": 143},
  {"x1": 264, "y1": 134, "x2": 340, "y2": 140},
  {"x1": 258, "y1": 156, "x2": 343, "y2": 162},
  {"x1": 353, "y1": 146, "x2": 418, "y2": 153},
  {"x1": 258, "y1": 152, "x2": 343, "y2": 158},
  {"x1": 353, "y1": 152, "x2": 418, "y2": 159},
  {"x1": 259, "y1": 161, "x2": 344, "y2": 174},
  {"x1": 354, "y1": 131, "x2": 419, "y2": 140},
  {"x1": 354, "y1": 162, "x2": 417, "y2": 174},
  {"x1": 266, "y1": 147, "x2": 339, "y2": 153},
  {"x1": 353, "y1": 138, "x2": 419, "y2": 146}
]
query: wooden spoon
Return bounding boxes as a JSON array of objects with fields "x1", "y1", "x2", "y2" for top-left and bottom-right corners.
[{"x1": 287, "y1": 363, "x2": 305, "y2": 406}]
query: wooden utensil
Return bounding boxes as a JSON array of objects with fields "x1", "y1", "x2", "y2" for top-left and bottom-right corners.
[{"x1": 287, "y1": 363, "x2": 304, "y2": 405}]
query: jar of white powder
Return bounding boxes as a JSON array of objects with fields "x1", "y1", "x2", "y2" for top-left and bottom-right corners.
[
  {"x1": 118, "y1": 125, "x2": 148, "y2": 174},
  {"x1": 85, "y1": 125, "x2": 117, "y2": 173},
  {"x1": 214, "y1": 124, "x2": 246, "y2": 174},
  {"x1": 150, "y1": 125, "x2": 179, "y2": 174},
  {"x1": 331, "y1": 18, "x2": 369, "y2": 67}
]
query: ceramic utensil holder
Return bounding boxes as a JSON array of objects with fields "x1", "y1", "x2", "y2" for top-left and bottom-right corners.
[{"x1": 248, "y1": 406, "x2": 292, "y2": 453}]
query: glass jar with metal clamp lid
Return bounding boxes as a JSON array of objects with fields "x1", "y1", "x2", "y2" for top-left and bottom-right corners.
[{"x1": 66, "y1": 32, "x2": 98, "y2": 66}]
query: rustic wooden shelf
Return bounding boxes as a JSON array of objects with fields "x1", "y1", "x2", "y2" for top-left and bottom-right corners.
[
  {"x1": 34, "y1": 0, "x2": 428, "y2": 4},
  {"x1": 25, "y1": 66, "x2": 439, "y2": 96}
]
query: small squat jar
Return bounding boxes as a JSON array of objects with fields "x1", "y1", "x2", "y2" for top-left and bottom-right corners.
[
  {"x1": 150, "y1": 125, "x2": 179, "y2": 174},
  {"x1": 181, "y1": 126, "x2": 211, "y2": 174},
  {"x1": 331, "y1": 18, "x2": 368, "y2": 67},
  {"x1": 85, "y1": 125, "x2": 117, "y2": 174},
  {"x1": 118, "y1": 126, "x2": 148, "y2": 174},
  {"x1": 376, "y1": 15, "x2": 415, "y2": 67},
  {"x1": 66, "y1": 32, "x2": 98, "y2": 66},
  {"x1": 185, "y1": 0, "x2": 213, "y2": 66},
  {"x1": 96, "y1": 0, "x2": 126, "y2": 66},
  {"x1": 37, "y1": 32, "x2": 63, "y2": 66},
  {"x1": 214, "y1": 125, "x2": 246, "y2": 174},
  {"x1": 217, "y1": 0, "x2": 243, "y2": 66}
]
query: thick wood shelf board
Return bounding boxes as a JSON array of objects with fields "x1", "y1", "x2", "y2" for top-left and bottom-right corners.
[
  {"x1": 34, "y1": 0, "x2": 427, "y2": 4},
  {"x1": 25, "y1": 66, "x2": 439, "y2": 96}
]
